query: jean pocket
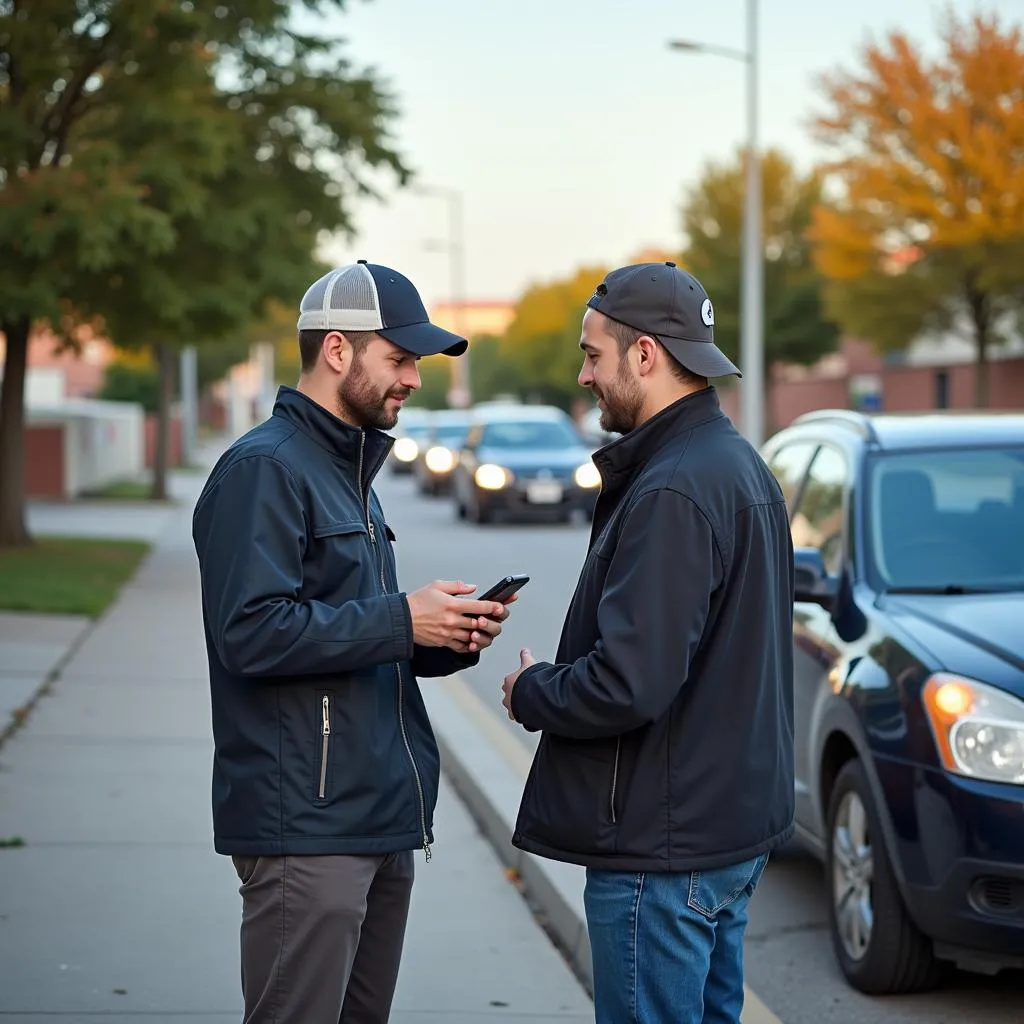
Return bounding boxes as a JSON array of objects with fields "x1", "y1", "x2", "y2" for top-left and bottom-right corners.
[{"x1": 686, "y1": 853, "x2": 769, "y2": 920}]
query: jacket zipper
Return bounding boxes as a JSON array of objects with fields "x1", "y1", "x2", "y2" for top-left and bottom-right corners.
[
  {"x1": 318, "y1": 695, "x2": 331, "y2": 800},
  {"x1": 609, "y1": 737, "x2": 621, "y2": 824},
  {"x1": 360, "y1": 431, "x2": 432, "y2": 862}
]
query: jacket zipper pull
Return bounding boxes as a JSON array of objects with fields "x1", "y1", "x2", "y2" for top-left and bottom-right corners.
[
  {"x1": 368, "y1": 521, "x2": 376, "y2": 543},
  {"x1": 318, "y1": 696, "x2": 331, "y2": 801},
  {"x1": 423, "y1": 839, "x2": 432, "y2": 863}
]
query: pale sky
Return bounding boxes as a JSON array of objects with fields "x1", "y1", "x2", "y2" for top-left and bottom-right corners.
[{"x1": 308, "y1": 0, "x2": 1023, "y2": 308}]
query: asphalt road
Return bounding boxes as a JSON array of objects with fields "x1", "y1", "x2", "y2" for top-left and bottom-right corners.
[{"x1": 376, "y1": 467, "x2": 1024, "y2": 1024}]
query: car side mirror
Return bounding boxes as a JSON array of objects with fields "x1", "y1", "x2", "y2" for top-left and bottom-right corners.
[{"x1": 793, "y1": 547, "x2": 839, "y2": 608}]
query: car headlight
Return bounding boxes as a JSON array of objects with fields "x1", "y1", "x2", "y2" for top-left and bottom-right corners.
[
  {"x1": 393, "y1": 437, "x2": 418, "y2": 462},
  {"x1": 923, "y1": 674, "x2": 1024, "y2": 785},
  {"x1": 475, "y1": 464, "x2": 511, "y2": 490},
  {"x1": 573, "y1": 461, "x2": 601, "y2": 489},
  {"x1": 425, "y1": 446, "x2": 455, "y2": 473}
]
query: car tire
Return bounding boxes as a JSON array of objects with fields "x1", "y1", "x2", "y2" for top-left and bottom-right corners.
[{"x1": 826, "y1": 759, "x2": 942, "y2": 995}]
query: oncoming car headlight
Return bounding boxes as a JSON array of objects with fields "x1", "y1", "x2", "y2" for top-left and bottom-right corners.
[
  {"x1": 425, "y1": 446, "x2": 455, "y2": 473},
  {"x1": 923, "y1": 673, "x2": 1024, "y2": 785},
  {"x1": 393, "y1": 437, "x2": 418, "y2": 462},
  {"x1": 573, "y1": 462, "x2": 601, "y2": 489},
  {"x1": 475, "y1": 464, "x2": 511, "y2": 490}
]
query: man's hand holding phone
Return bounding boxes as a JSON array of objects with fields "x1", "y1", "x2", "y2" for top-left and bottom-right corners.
[{"x1": 406, "y1": 579, "x2": 519, "y2": 654}]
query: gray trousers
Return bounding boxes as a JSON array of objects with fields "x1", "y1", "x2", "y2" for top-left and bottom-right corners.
[{"x1": 231, "y1": 851, "x2": 415, "y2": 1024}]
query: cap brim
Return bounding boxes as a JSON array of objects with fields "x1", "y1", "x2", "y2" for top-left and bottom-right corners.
[
  {"x1": 379, "y1": 321, "x2": 468, "y2": 357},
  {"x1": 661, "y1": 337, "x2": 742, "y2": 379}
]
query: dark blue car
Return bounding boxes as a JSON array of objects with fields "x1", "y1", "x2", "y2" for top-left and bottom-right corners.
[{"x1": 761, "y1": 409, "x2": 1024, "y2": 995}]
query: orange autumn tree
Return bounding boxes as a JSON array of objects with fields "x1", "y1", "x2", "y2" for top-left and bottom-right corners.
[{"x1": 807, "y1": 10, "x2": 1024, "y2": 407}]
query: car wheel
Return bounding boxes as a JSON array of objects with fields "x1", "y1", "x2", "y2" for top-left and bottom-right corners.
[{"x1": 826, "y1": 759, "x2": 941, "y2": 995}]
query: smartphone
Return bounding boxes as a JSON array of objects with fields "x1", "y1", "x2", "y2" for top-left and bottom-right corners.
[{"x1": 478, "y1": 574, "x2": 530, "y2": 604}]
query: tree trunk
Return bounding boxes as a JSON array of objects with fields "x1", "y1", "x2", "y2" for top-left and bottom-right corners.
[
  {"x1": 0, "y1": 319, "x2": 33, "y2": 548},
  {"x1": 151, "y1": 342, "x2": 175, "y2": 501},
  {"x1": 966, "y1": 281, "x2": 990, "y2": 409}
]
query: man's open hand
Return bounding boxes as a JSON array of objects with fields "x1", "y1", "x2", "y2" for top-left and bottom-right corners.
[{"x1": 502, "y1": 647, "x2": 536, "y2": 721}]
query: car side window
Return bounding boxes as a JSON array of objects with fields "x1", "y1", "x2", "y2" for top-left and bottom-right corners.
[
  {"x1": 766, "y1": 442, "x2": 819, "y2": 511},
  {"x1": 791, "y1": 446, "x2": 848, "y2": 576}
]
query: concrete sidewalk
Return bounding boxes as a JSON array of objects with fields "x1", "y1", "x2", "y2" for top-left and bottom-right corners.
[{"x1": 0, "y1": 456, "x2": 591, "y2": 1022}]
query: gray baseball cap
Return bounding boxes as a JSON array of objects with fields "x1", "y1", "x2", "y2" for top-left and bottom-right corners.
[{"x1": 586, "y1": 262, "x2": 741, "y2": 378}]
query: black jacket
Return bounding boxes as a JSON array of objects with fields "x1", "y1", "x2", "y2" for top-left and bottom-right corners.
[
  {"x1": 192, "y1": 386, "x2": 475, "y2": 858},
  {"x1": 510, "y1": 388, "x2": 795, "y2": 871}
]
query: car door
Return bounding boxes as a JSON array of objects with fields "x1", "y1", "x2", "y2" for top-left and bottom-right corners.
[
  {"x1": 766, "y1": 442, "x2": 823, "y2": 820},
  {"x1": 787, "y1": 444, "x2": 850, "y2": 835}
]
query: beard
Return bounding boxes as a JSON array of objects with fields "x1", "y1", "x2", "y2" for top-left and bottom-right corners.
[
  {"x1": 594, "y1": 358, "x2": 644, "y2": 435},
  {"x1": 337, "y1": 354, "x2": 410, "y2": 431}
]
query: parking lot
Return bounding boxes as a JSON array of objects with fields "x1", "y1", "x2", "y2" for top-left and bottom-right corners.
[{"x1": 375, "y1": 466, "x2": 1024, "y2": 1024}]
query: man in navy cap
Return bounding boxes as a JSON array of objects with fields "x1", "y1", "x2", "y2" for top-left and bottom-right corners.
[
  {"x1": 193, "y1": 262, "x2": 515, "y2": 1023},
  {"x1": 501, "y1": 262, "x2": 795, "y2": 1024}
]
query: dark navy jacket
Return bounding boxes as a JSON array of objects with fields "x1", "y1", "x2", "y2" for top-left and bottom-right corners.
[
  {"x1": 510, "y1": 388, "x2": 795, "y2": 871},
  {"x1": 192, "y1": 387, "x2": 475, "y2": 858}
]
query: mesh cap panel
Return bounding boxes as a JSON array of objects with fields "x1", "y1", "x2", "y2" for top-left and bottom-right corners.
[{"x1": 296, "y1": 264, "x2": 383, "y2": 332}]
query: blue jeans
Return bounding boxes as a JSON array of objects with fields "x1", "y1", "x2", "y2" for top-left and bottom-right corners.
[{"x1": 583, "y1": 853, "x2": 768, "y2": 1024}]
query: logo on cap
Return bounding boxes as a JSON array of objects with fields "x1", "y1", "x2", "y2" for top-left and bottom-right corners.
[{"x1": 701, "y1": 298, "x2": 715, "y2": 327}]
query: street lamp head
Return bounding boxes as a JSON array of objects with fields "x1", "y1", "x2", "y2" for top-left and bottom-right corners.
[
  {"x1": 667, "y1": 38, "x2": 750, "y2": 63},
  {"x1": 668, "y1": 39, "x2": 702, "y2": 52}
]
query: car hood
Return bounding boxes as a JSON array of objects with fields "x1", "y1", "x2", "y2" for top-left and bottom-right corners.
[
  {"x1": 477, "y1": 446, "x2": 591, "y2": 472},
  {"x1": 884, "y1": 591, "x2": 1024, "y2": 695}
]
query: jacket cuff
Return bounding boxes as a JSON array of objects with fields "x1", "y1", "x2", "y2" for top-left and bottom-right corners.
[
  {"x1": 510, "y1": 662, "x2": 545, "y2": 731},
  {"x1": 390, "y1": 593, "x2": 415, "y2": 662}
]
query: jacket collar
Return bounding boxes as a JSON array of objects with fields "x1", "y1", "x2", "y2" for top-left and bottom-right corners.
[
  {"x1": 592, "y1": 386, "x2": 724, "y2": 491},
  {"x1": 271, "y1": 385, "x2": 394, "y2": 487}
]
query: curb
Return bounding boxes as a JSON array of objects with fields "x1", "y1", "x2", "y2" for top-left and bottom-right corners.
[{"x1": 423, "y1": 674, "x2": 784, "y2": 1024}]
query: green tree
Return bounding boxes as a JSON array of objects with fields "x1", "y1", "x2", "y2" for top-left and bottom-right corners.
[
  {"x1": 98, "y1": 357, "x2": 160, "y2": 414},
  {"x1": 681, "y1": 146, "x2": 839, "y2": 431},
  {"x1": 405, "y1": 355, "x2": 450, "y2": 410},
  {"x1": 1, "y1": 0, "x2": 407, "y2": 533},
  {"x1": 0, "y1": 0, "x2": 223, "y2": 543},
  {"x1": 500, "y1": 264, "x2": 610, "y2": 409},
  {"x1": 468, "y1": 334, "x2": 524, "y2": 402},
  {"x1": 807, "y1": 10, "x2": 1024, "y2": 408}
]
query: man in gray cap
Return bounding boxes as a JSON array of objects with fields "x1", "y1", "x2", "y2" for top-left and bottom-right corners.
[
  {"x1": 500, "y1": 262, "x2": 795, "y2": 1024},
  {"x1": 193, "y1": 262, "x2": 516, "y2": 1023}
]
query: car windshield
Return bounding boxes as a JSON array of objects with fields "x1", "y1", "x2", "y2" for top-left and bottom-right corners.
[
  {"x1": 480, "y1": 419, "x2": 580, "y2": 449},
  {"x1": 868, "y1": 447, "x2": 1024, "y2": 592},
  {"x1": 433, "y1": 424, "x2": 470, "y2": 446}
]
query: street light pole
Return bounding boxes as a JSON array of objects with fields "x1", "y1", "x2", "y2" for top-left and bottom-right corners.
[
  {"x1": 669, "y1": 0, "x2": 764, "y2": 447},
  {"x1": 417, "y1": 185, "x2": 471, "y2": 408},
  {"x1": 447, "y1": 189, "x2": 471, "y2": 408},
  {"x1": 741, "y1": 0, "x2": 764, "y2": 448}
]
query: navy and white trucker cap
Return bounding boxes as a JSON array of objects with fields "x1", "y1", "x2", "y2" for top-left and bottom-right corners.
[{"x1": 297, "y1": 260, "x2": 468, "y2": 357}]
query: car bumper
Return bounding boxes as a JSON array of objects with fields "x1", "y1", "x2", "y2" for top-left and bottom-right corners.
[
  {"x1": 874, "y1": 756, "x2": 1024, "y2": 963},
  {"x1": 474, "y1": 481, "x2": 598, "y2": 519},
  {"x1": 389, "y1": 455, "x2": 417, "y2": 474},
  {"x1": 422, "y1": 468, "x2": 455, "y2": 492}
]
